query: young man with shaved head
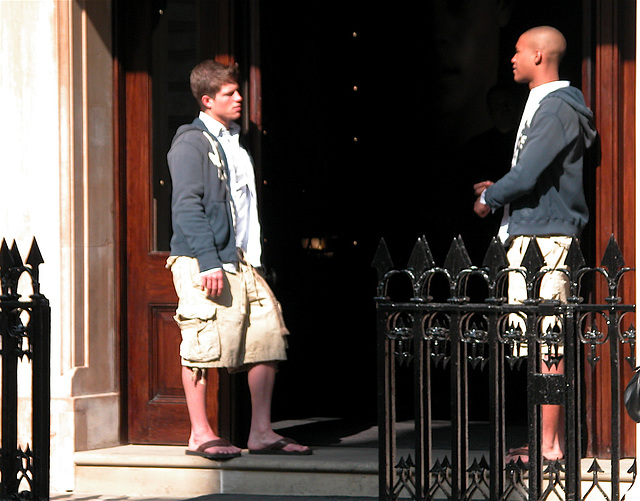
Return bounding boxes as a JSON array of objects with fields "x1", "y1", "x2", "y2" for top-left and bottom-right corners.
[{"x1": 473, "y1": 26, "x2": 597, "y2": 462}]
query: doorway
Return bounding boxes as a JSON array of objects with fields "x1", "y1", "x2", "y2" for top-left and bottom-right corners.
[
  {"x1": 257, "y1": 0, "x2": 587, "y2": 442},
  {"x1": 118, "y1": 0, "x2": 596, "y2": 447}
]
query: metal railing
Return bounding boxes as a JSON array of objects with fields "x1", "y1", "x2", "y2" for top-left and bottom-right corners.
[
  {"x1": 373, "y1": 235, "x2": 636, "y2": 500},
  {"x1": 0, "y1": 238, "x2": 50, "y2": 500}
]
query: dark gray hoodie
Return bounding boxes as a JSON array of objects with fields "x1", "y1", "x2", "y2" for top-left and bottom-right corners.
[
  {"x1": 484, "y1": 86, "x2": 597, "y2": 238},
  {"x1": 167, "y1": 117, "x2": 238, "y2": 272}
]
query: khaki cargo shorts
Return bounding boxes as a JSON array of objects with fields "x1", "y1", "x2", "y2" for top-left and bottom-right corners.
[
  {"x1": 166, "y1": 253, "x2": 289, "y2": 373},
  {"x1": 506, "y1": 236, "x2": 571, "y2": 358}
]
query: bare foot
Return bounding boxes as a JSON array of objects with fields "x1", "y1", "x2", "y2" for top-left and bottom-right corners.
[
  {"x1": 188, "y1": 435, "x2": 241, "y2": 456},
  {"x1": 247, "y1": 432, "x2": 310, "y2": 454},
  {"x1": 541, "y1": 448, "x2": 563, "y2": 461},
  {"x1": 505, "y1": 444, "x2": 563, "y2": 464}
]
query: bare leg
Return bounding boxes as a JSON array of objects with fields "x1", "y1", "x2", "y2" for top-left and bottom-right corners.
[
  {"x1": 245, "y1": 362, "x2": 310, "y2": 453},
  {"x1": 506, "y1": 359, "x2": 565, "y2": 463},
  {"x1": 541, "y1": 359, "x2": 564, "y2": 460},
  {"x1": 182, "y1": 366, "x2": 241, "y2": 455}
]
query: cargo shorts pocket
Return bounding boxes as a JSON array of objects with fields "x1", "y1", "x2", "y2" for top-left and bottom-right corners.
[{"x1": 174, "y1": 313, "x2": 221, "y2": 364}]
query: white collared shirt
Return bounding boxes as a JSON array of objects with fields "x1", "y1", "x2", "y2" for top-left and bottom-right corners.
[{"x1": 199, "y1": 112, "x2": 262, "y2": 269}]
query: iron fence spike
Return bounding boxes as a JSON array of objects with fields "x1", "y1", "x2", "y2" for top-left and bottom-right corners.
[
  {"x1": 443, "y1": 236, "x2": 472, "y2": 277},
  {"x1": 26, "y1": 237, "x2": 44, "y2": 269},
  {"x1": 371, "y1": 238, "x2": 394, "y2": 283},
  {"x1": 443, "y1": 238, "x2": 459, "y2": 272},
  {"x1": 26, "y1": 238, "x2": 44, "y2": 293},
  {"x1": 565, "y1": 237, "x2": 586, "y2": 270},
  {"x1": 587, "y1": 458, "x2": 604, "y2": 473},
  {"x1": 456, "y1": 235, "x2": 472, "y2": 267},
  {"x1": 601, "y1": 233, "x2": 625, "y2": 276},
  {"x1": 430, "y1": 459, "x2": 445, "y2": 473},
  {"x1": 420, "y1": 235, "x2": 436, "y2": 268},
  {"x1": 9, "y1": 241, "x2": 23, "y2": 268},
  {"x1": 467, "y1": 458, "x2": 481, "y2": 472},
  {"x1": 482, "y1": 237, "x2": 509, "y2": 277},
  {"x1": 407, "y1": 237, "x2": 431, "y2": 278},
  {"x1": 0, "y1": 238, "x2": 14, "y2": 272},
  {"x1": 520, "y1": 237, "x2": 545, "y2": 276}
]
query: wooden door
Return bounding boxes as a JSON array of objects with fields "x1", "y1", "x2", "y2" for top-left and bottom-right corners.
[
  {"x1": 583, "y1": 0, "x2": 636, "y2": 457},
  {"x1": 116, "y1": 0, "x2": 243, "y2": 444}
]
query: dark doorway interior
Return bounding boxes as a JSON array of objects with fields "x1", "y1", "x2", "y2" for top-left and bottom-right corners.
[{"x1": 257, "y1": 1, "x2": 585, "y2": 444}]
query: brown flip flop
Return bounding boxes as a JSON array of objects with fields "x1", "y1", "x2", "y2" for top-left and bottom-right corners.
[
  {"x1": 186, "y1": 438, "x2": 241, "y2": 460},
  {"x1": 249, "y1": 437, "x2": 312, "y2": 455}
]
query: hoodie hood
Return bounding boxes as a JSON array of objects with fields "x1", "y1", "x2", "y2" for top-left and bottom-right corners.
[
  {"x1": 544, "y1": 86, "x2": 598, "y2": 148},
  {"x1": 170, "y1": 117, "x2": 208, "y2": 145}
]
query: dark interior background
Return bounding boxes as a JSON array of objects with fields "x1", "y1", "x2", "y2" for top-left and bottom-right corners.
[{"x1": 258, "y1": 0, "x2": 585, "y2": 432}]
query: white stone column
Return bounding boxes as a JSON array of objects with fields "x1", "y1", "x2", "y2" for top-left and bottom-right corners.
[{"x1": 0, "y1": 0, "x2": 118, "y2": 492}]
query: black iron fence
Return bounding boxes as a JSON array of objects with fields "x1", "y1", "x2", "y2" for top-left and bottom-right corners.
[
  {"x1": 0, "y1": 238, "x2": 50, "y2": 500},
  {"x1": 373, "y1": 235, "x2": 636, "y2": 500}
]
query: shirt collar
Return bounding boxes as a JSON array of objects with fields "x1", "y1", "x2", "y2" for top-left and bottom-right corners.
[
  {"x1": 198, "y1": 111, "x2": 240, "y2": 137},
  {"x1": 518, "y1": 80, "x2": 571, "y2": 133},
  {"x1": 528, "y1": 80, "x2": 570, "y2": 107}
]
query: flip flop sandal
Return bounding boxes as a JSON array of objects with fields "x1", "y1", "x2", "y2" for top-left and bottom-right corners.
[
  {"x1": 249, "y1": 437, "x2": 313, "y2": 455},
  {"x1": 186, "y1": 438, "x2": 241, "y2": 460}
]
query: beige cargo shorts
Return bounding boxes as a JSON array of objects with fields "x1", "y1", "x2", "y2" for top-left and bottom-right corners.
[
  {"x1": 166, "y1": 253, "x2": 289, "y2": 373},
  {"x1": 506, "y1": 236, "x2": 572, "y2": 358}
]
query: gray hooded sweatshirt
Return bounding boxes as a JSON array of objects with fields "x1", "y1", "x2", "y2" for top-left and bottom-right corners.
[
  {"x1": 167, "y1": 117, "x2": 238, "y2": 272},
  {"x1": 484, "y1": 86, "x2": 597, "y2": 238}
]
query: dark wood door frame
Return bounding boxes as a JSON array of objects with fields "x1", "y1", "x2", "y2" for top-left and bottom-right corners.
[{"x1": 582, "y1": 0, "x2": 636, "y2": 457}]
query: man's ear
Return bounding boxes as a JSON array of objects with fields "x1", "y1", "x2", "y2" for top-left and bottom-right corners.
[
  {"x1": 534, "y1": 50, "x2": 543, "y2": 65},
  {"x1": 201, "y1": 94, "x2": 213, "y2": 110}
]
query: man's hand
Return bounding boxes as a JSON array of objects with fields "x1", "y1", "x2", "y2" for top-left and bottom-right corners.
[
  {"x1": 473, "y1": 180, "x2": 493, "y2": 218},
  {"x1": 200, "y1": 269, "x2": 224, "y2": 297},
  {"x1": 474, "y1": 198, "x2": 491, "y2": 218},
  {"x1": 473, "y1": 180, "x2": 493, "y2": 196}
]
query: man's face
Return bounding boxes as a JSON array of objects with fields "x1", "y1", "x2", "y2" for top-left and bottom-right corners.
[
  {"x1": 206, "y1": 82, "x2": 242, "y2": 126},
  {"x1": 511, "y1": 33, "x2": 537, "y2": 85}
]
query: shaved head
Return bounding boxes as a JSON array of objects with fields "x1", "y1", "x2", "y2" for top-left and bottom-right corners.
[
  {"x1": 522, "y1": 26, "x2": 567, "y2": 65},
  {"x1": 511, "y1": 26, "x2": 566, "y2": 88}
]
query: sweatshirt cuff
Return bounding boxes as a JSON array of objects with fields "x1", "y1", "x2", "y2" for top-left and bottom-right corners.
[{"x1": 200, "y1": 263, "x2": 237, "y2": 275}]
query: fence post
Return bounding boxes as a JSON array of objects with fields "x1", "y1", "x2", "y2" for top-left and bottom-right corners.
[{"x1": 0, "y1": 238, "x2": 50, "y2": 500}]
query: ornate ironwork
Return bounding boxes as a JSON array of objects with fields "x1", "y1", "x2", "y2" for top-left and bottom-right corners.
[
  {"x1": 0, "y1": 238, "x2": 50, "y2": 501},
  {"x1": 374, "y1": 234, "x2": 636, "y2": 500}
]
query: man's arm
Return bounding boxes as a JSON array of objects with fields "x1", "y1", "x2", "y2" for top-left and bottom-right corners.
[
  {"x1": 168, "y1": 132, "x2": 223, "y2": 272},
  {"x1": 484, "y1": 107, "x2": 574, "y2": 209}
]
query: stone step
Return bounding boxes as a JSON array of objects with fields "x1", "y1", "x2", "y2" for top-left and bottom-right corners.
[
  {"x1": 74, "y1": 445, "x2": 379, "y2": 499},
  {"x1": 73, "y1": 444, "x2": 638, "y2": 500}
]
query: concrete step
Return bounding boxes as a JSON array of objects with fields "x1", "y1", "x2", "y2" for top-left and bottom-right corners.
[
  {"x1": 73, "y1": 445, "x2": 379, "y2": 499},
  {"x1": 72, "y1": 443, "x2": 638, "y2": 501}
]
